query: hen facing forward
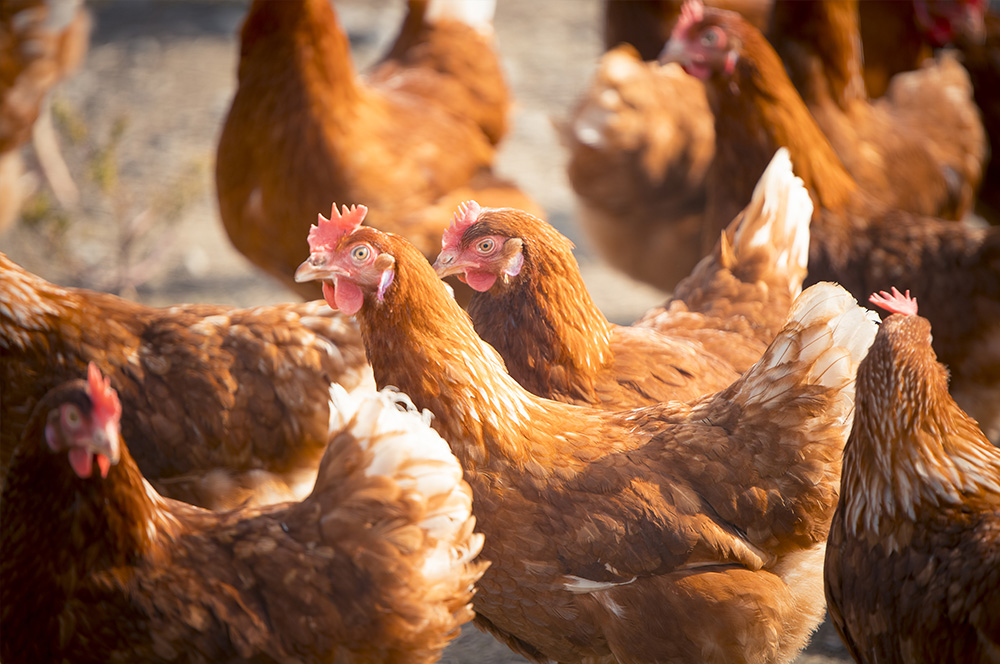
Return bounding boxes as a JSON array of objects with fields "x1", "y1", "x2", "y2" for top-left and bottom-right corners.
[
  {"x1": 297, "y1": 205, "x2": 878, "y2": 664},
  {"x1": 1, "y1": 253, "x2": 371, "y2": 509},
  {"x1": 1, "y1": 364, "x2": 486, "y2": 664},
  {"x1": 662, "y1": 0, "x2": 1000, "y2": 443},
  {"x1": 216, "y1": 0, "x2": 540, "y2": 300},
  {"x1": 825, "y1": 288, "x2": 1000, "y2": 663},
  {"x1": 433, "y1": 148, "x2": 809, "y2": 409}
]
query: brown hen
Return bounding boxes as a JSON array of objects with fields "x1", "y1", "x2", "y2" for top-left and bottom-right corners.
[
  {"x1": 215, "y1": 0, "x2": 540, "y2": 301},
  {"x1": 0, "y1": 0, "x2": 90, "y2": 230},
  {"x1": 433, "y1": 148, "x2": 809, "y2": 409},
  {"x1": 825, "y1": 288, "x2": 1000, "y2": 663},
  {"x1": 0, "y1": 364, "x2": 486, "y2": 664},
  {"x1": 0, "y1": 252, "x2": 372, "y2": 509}
]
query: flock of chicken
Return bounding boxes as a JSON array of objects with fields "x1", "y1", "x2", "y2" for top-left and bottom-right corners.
[{"x1": 1, "y1": 0, "x2": 999, "y2": 663}]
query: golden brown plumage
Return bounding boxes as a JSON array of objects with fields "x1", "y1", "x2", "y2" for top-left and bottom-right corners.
[
  {"x1": 296, "y1": 207, "x2": 879, "y2": 664},
  {"x1": 433, "y1": 148, "x2": 809, "y2": 410},
  {"x1": 769, "y1": 0, "x2": 986, "y2": 222},
  {"x1": 825, "y1": 289, "x2": 1000, "y2": 663},
  {"x1": 0, "y1": 252, "x2": 372, "y2": 509},
  {"x1": 0, "y1": 366, "x2": 486, "y2": 663},
  {"x1": 215, "y1": 0, "x2": 540, "y2": 300},
  {"x1": 663, "y1": 2, "x2": 1000, "y2": 443}
]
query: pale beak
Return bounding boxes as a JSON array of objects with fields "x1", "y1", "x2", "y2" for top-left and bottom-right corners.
[
  {"x1": 432, "y1": 251, "x2": 464, "y2": 278},
  {"x1": 93, "y1": 418, "x2": 121, "y2": 466},
  {"x1": 658, "y1": 38, "x2": 687, "y2": 66},
  {"x1": 295, "y1": 255, "x2": 340, "y2": 283}
]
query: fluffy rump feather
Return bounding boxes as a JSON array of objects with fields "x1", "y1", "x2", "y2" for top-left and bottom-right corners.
[{"x1": 324, "y1": 384, "x2": 486, "y2": 592}]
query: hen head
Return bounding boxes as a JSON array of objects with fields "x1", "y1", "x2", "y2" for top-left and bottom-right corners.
[
  {"x1": 432, "y1": 200, "x2": 525, "y2": 292},
  {"x1": 42, "y1": 363, "x2": 122, "y2": 480},
  {"x1": 659, "y1": 0, "x2": 741, "y2": 80},
  {"x1": 914, "y1": 0, "x2": 986, "y2": 47},
  {"x1": 295, "y1": 204, "x2": 398, "y2": 315}
]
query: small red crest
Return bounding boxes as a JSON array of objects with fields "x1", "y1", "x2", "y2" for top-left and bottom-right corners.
[
  {"x1": 442, "y1": 200, "x2": 483, "y2": 251},
  {"x1": 869, "y1": 287, "x2": 918, "y2": 316},
  {"x1": 87, "y1": 362, "x2": 122, "y2": 425},
  {"x1": 307, "y1": 204, "x2": 369, "y2": 252}
]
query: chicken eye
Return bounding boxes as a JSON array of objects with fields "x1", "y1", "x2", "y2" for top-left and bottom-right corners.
[
  {"x1": 63, "y1": 404, "x2": 82, "y2": 429},
  {"x1": 351, "y1": 245, "x2": 371, "y2": 262},
  {"x1": 701, "y1": 27, "x2": 724, "y2": 47},
  {"x1": 476, "y1": 238, "x2": 496, "y2": 254}
]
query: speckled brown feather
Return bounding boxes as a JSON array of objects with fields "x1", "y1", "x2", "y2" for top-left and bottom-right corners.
[
  {"x1": 825, "y1": 311, "x2": 1000, "y2": 664},
  {"x1": 0, "y1": 253, "x2": 371, "y2": 509},
  {"x1": 680, "y1": 6, "x2": 1000, "y2": 442},
  {"x1": 216, "y1": 0, "x2": 538, "y2": 300},
  {"x1": 321, "y1": 225, "x2": 876, "y2": 664},
  {"x1": 1, "y1": 379, "x2": 485, "y2": 664}
]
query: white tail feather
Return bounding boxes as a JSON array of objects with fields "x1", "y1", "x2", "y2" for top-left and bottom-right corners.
[
  {"x1": 735, "y1": 282, "x2": 879, "y2": 418},
  {"x1": 425, "y1": 0, "x2": 496, "y2": 34},
  {"x1": 731, "y1": 148, "x2": 812, "y2": 297}
]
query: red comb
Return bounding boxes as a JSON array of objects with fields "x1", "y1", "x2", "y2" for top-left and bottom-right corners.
[
  {"x1": 869, "y1": 287, "x2": 918, "y2": 316},
  {"x1": 441, "y1": 200, "x2": 483, "y2": 251},
  {"x1": 676, "y1": 0, "x2": 705, "y2": 36},
  {"x1": 306, "y1": 204, "x2": 369, "y2": 251},
  {"x1": 87, "y1": 362, "x2": 122, "y2": 425}
]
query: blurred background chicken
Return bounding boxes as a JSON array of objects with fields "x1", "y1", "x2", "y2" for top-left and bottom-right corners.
[
  {"x1": 0, "y1": 0, "x2": 89, "y2": 232},
  {"x1": 662, "y1": 0, "x2": 1000, "y2": 444},
  {"x1": 1, "y1": 365, "x2": 487, "y2": 663},
  {"x1": 563, "y1": 0, "x2": 991, "y2": 292},
  {"x1": 825, "y1": 288, "x2": 1000, "y2": 663},
  {"x1": 216, "y1": 0, "x2": 541, "y2": 302}
]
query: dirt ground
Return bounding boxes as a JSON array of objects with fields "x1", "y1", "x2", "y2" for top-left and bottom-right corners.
[{"x1": 1, "y1": 0, "x2": 851, "y2": 661}]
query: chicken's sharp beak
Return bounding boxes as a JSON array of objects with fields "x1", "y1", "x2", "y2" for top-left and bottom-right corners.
[
  {"x1": 432, "y1": 251, "x2": 462, "y2": 279},
  {"x1": 658, "y1": 39, "x2": 687, "y2": 66},
  {"x1": 92, "y1": 418, "x2": 121, "y2": 467},
  {"x1": 295, "y1": 256, "x2": 334, "y2": 283}
]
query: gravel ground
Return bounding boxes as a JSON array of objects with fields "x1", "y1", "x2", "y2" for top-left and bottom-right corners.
[{"x1": 1, "y1": 1, "x2": 851, "y2": 661}]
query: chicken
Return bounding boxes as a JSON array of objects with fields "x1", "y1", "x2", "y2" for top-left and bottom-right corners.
[
  {"x1": 0, "y1": 0, "x2": 90, "y2": 231},
  {"x1": 295, "y1": 203, "x2": 878, "y2": 664},
  {"x1": 432, "y1": 148, "x2": 809, "y2": 409},
  {"x1": 859, "y1": 0, "x2": 986, "y2": 98},
  {"x1": 559, "y1": 44, "x2": 715, "y2": 291},
  {"x1": 0, "y1": 252, "x2": 372, "y2": 509},
  {"x1": 602, "y1": 0, "x2": 772, "y2": 60},
  {"x1": 0, "y1": 363, "x2": 486, "y2": 663},
  {"x1": 953, "y1": 9, "x2": 1000, "y2": 226},
  {"x1": 768, "y1": 0, "x2": 986, "y2": 223},
  {"x1": 661, "y1": 0, "x2": 1000, "y2": 443},
  {"x1": 824, "y1": 287, "x2": 1000, "y2": 663},
  {"x1": 216, "y1": 0, "x2": 540, "y2": 301}
]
